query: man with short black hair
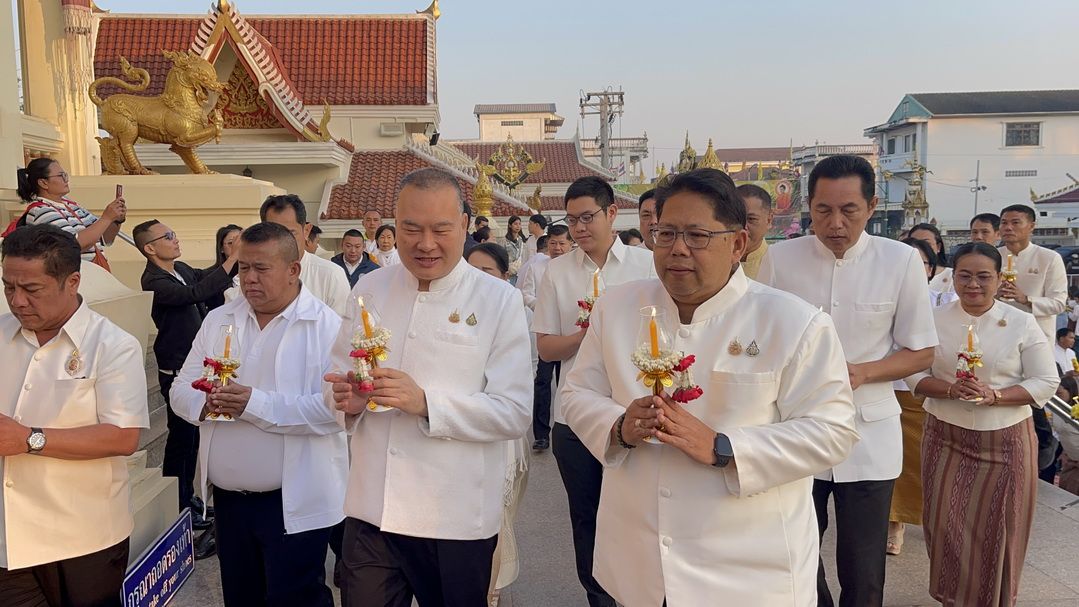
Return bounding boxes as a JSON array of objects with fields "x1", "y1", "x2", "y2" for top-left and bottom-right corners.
[
  {"x1": 474, "y1": 215, "x2": 490, "y2": 232},
  {"x1": 172, "y1": 222, "x2": 347, "y2": 606},
  {"x1": 736, "y1": 183, "x2": 774, "y2": 279},
  {"x1": 970, "y1": 212, "x2": 1001, "y2": 244},
  {"x1": 331, "y1": 229, "x2": 379, "y2": 288},
  {"x1": 534, "y1": 175, "x2": 654, "y2": 606},
  {"x1": 760, "y1": 155, "x2": 937, "y2": 607},
  {"x1": 136, "y1": 218, "x2": 237, "y2": 529},
  {"x1": 362, "y1": 210, "x2": 382, "y2": 255},
  {"x1": 998, "y1": 203, "x2": 1067, "y2": 340},
  {"x1": 0, "y1": 225, "x2": 148, "y2": 605},
  {"x1": 1054, "y1": 327, "x2": 1077, "y2": 374},
  {"x1": 521, "y1": 213, "x2": 549, "y2": 265},
  {"x1": 637, "y1": 189, "x2": 657, "y2": 250}
]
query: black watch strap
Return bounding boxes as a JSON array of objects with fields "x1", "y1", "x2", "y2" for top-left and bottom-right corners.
[{"x1": 712, "y1": 433, "x2": 733, "y2": 468}]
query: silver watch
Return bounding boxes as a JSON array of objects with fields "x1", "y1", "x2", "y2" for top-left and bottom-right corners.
[{"x1": 26, "y1": 427, "x2": 45, "y2": 453}]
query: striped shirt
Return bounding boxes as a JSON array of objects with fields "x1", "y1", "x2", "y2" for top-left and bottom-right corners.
[{"x1": 24, "y1": 197, "x2": 101, "y2": 261}]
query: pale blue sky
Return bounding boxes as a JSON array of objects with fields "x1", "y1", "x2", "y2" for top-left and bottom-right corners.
[{"x1": 15, "y1": 0, "x2": 1079, "y2": 172}]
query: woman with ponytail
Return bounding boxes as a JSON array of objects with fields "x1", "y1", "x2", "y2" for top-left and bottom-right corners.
[{"x1": 11, "y1": 158, "x2": 126, "y2": 267}]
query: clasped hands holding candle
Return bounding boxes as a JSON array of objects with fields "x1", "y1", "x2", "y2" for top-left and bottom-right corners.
[{"x1": 325, "y1": 367, "x2": 429, "y2": 417}]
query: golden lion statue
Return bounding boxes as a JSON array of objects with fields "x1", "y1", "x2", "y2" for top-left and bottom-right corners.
[{"x1": 90, "y1": 50, "x2": 226, "y2": 175}]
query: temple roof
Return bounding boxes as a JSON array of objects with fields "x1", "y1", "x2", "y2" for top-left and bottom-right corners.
[
  {"x1": 94, "y1": 10, "x2": 434, "y2": 107},
  {"x1": 1032, "y1": 178, "x2": 1079, "y2": 205},
  {"x1": 474, "y1": 103, "x2": 558, "y2": 115},
  {"x1": 448, "y1": 139, "x2": 614, "y2": 184}
]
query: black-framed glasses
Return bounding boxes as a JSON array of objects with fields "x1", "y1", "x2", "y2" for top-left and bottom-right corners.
[
  {"x1": 564, "y1": 209, "x2": 605, "y2": 227},
  {"x1": 145, "y1": 231, "x2": 177, "y2": 245},
  {"x1": 651, "y1": 227, "x2": 736, "y2": 249}
]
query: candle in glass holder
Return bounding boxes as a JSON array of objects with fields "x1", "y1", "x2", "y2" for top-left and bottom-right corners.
[
  {"x1": 1006, "y1": 254, "x2": 1014, "y2": 273},
  {"x1": 359, "y1": 297, "x2": 373, "y2": 338},
  {"x1": 592, "y1": 269, "x2": 600, "y2": 298},
  {"x1": 967, "y1": 324, "x2": 974, "y2": 351},
  {"x1": 649, "y1": 307, "x2": 659, "y2": 358}
]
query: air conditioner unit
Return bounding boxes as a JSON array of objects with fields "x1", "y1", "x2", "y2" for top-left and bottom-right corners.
[{"x1": 380, "y1": 123, "x2": 406, "y2": 137}]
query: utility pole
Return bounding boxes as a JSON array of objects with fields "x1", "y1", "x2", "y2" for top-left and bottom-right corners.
[
  {"x1": 970, "y1": 160, "x2": 987, "y2": 215},
  {"x1": 579, "y1": 88, "x2": 624, "y2": 171}
]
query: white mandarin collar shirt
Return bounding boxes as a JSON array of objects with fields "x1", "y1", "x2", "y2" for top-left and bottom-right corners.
[
  {"x1": 300, "y1": 251, "x2": 351, "y2": 316},
  {"x1": 758, "y1": 233, "x2": 938, "y2": 482},
  {"x1": 331, "y1": 259, "x2": 532, "y2": 541},
  {"x1": 171, "y1": 288, "x2": 348, "y2": 535},
  {"x1": 0, "y1": 303, "x2": 149, "y2": 569},
  {"x1": 910, "y1": 300, "x2": 1058, "y2": 431},
  {"x1": 1054, "y1": 343, "x2": 1078, "y2": 374},
  {"x1": 516, "y1": 253, "x2": 550, "y2": 311},
  {"x1": 533, "y1": 237, "x2": 656, "y2": 424},
  {"x1": 998, "y1": 243, "x2": 1067, "y2": 340},
  {"x1": 561, "y1": 269, "x2": 857, "y2": 607}
]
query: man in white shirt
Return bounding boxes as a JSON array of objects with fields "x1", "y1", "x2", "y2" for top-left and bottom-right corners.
[
  {"x1": 736, "y1": 183, "x2": 774, "y2": 280},
  {"x1": 534, "y1": 176, "x2": 655, "y2": 607},
  {"x1": 520, "y1": 213, "x2": 548, "y2": 266},
  {"x1": 363, "y1": 209, "x2": 382, "y2": 255},
  {"x1": 758, "y1": 155, "x2": 937, "y2": 607},
  {"x1": 636, "y1": 189, "x2": 657, "y2": 251},
  {"x1": 325, "y1": 167, "x2": 531, "y2": 607},
  {"x1": 172, "y1": 222, "x2": 347, "y2": 606},
  {"x1": 517, "y1": 235, "x2": 549, "y2": 311},
  {"x1": 563, "y1": 168, "x2": 858, "y2": 607},
  {"x1": 997, "y1": 204, "x2": 1068, "y2": 341},
  {"x1": 261, "y1": 195, "x2": 350, "y2": 316},
  {"x1": 1054, "y1": 328, "x2": 1078, "y2": 374},
  {"x1": 0, "y1": 225, "x2": 148, "y2": 605}
]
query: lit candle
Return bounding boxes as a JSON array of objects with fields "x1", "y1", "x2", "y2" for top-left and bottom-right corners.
[
  {"x1": 359, "y1": 297, "x2": 373, "y2": 338},
  {"x1": 592, "y1": 269, "x2": 600, "y2": 298},
  {"x1": 649, "y1": 307, "x2": 659, "y2": 358},
  {"x1": 223, "y1": 325, "x2": 232, "y2": 358},
  {"x1": 1006, "y1": 254, "x2": 1013, "y2": 272},
  {"x1": 967, "y1": 324, "x2": 974, "y2": 351}
]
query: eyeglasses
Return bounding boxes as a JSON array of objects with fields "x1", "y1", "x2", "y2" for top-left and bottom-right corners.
[
  {"x1": 564, "y1": 209, "x2": 605, "y2": 227},
  {"x1": 47, "y1": 172, "x2": 69, "y2": 182},
  {"x1": 953, "y1": 272, "x2": 996, "y2": 285},
  {"x1": 145, "y1": 231, "x2": 177, "y2": 245},
  {"x1": 651, "y1": 227, "x2": 737, "y2": 249}
]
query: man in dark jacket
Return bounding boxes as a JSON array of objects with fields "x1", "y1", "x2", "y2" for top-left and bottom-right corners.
[
  {"x1": 134, "y1": 219, "x2": 236, "y2": 529},
  {"x1": 330, "y1": 229, "x2": 379, "y2": 288}
]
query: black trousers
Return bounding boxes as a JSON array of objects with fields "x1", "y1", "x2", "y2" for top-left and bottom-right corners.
[
  {"x1": 339, "y1": 517, "x2": 497, "y2": 607},
  {"x1": 532, "y1": 359, "x2": 560, "y2": 442},
  {"x1": 160, "y1": 371, "x2": 199, "y2": 509},
  {"x1": 214, "y1": 488, "x2": 333, "y2": 607},
  {"x1": 814, "y1": 478, "x2": 894, "y2": 607},
  {"x1": 0, "y1": 538, "x2": 129, "y2": 607},
  {"x1": 552, "y1": 423, "x2": 616, "y2": 607}
]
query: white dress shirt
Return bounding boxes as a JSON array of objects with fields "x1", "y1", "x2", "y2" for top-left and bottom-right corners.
[
  {"x1": 928, "y1": 267, "x2": 953, "y2": 295},
  {"x1": 171, "y1": 289, "x2": 348, "y2": 534},
  {"x1": 909, "y1": 300, "x2": 1058, "y2": 431},
  {"x1": 998, "y1": 243, "x2": 1067, "y2": 340},
  {"x1": 533, "y1": 237, "x2": 655, "y2": 424},
  {"x1": 516, "y1": 253, "x2": 550, "y2": 311},
  {"x1": 332, "y1": 260, "x2": 532, "y2": 540},
  {"x1": 521, "y1": 235, "x2": 538, "y2": 266},
  {"x1": 0, "y1": 303, "x2": 149, "y2": 569},
  {"x1": 299, "y1": 252, "x2": 351, "y2": 316},
  {"x1": 1054, "y1": 343, "x2": 1078, "y2": 374},
  {"x1": 759, "y1": 234, "x2": 938, "y2": 482},
  {"x1": 561, "y1": 270, "x2": 858, "y2": 607}
]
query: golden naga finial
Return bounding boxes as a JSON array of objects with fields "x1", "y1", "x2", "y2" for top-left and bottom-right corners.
[
  {"x1": 698, "y1": 138, "x2": 721, "y2": 170},
  {"x1": 526, "y1": 186, "x2": 543, "y2": 211},
  {"x1": 318, "y1": 100, "x2": 332, "y2": 142},
  {"x1": 218, "y1": 0, "x2": 230, "y2": 10},
  {"x1": 417, "y1": 0, "x2": 440, "y2": 20},
  {"x1": 1030, "y1": 187, "x2": 1038, "y2": 202}
]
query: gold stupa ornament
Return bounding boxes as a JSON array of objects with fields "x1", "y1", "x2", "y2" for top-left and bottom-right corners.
[
  {"x1": 487, "y1": 134, "x2": 545, "y2": 191},
  {"x1": 473, "y1": 160, "x2": 496, "y2": 219},
  {"x1": 676, "y1": 132, "x2": 697, "y2": 173},
  {"x1": 698, "y1": 138, "x2": 721, "y2": 170}
]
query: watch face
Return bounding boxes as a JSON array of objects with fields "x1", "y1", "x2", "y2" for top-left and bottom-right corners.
[{"x1": 28, "y1": 433, "x2": 45, "y2": 451}]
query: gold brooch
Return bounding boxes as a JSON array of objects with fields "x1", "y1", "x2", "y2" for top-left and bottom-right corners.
[
  {"x1": 448, "y1": 310, "x2": 460, "y2": 324},
  {"x1": 746, "y1": 341, "x2": 760, "y2": 357},
  {"x1": 998, "y1": 318, "x2": 1007, "y2": 327},
  {"x1": 66, "y1": 348, "x2": 82, "y2": 376},
  {"x1": 728, "y1": 339, "x2": 743, "y2": 356},
  {"x1": 466, "y1": 313, "x2": 478, "y2": 326}
]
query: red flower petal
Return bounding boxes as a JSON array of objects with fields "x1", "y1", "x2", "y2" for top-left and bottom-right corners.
[{"x1": 349, "y1": 349, "x2": 368, "y2": 359}]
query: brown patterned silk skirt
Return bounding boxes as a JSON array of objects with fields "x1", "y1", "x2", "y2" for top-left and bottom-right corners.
[
  {"x1": 921, "y1": 413, "x2": 1037, "y2": 607},
  {"x1": 890, "y1": 390, "x2": 926, "y2": 525}
]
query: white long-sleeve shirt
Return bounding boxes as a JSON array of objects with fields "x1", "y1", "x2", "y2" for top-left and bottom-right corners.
[
  {"x1": 223, "y1": 252, "x2": 350, "y2": 317},
  {"x1": 171, "y1": 288, "x2": 348, "y2": 534},
  {"x1": 332, "y1": 259, "x2": 532, "y2": 540},
  {"x1": 515, "y1": 252, "x2": 549, "y2": 311},
  {"x1": 561, "y1": 270, "x2": 857, "y2": 607},
  {"x1": 758, "y1": 233, "x2": 938, "y2": 482},
  {"x1": 998, "y1": 243, "x2": 1067, "y2": 340}
]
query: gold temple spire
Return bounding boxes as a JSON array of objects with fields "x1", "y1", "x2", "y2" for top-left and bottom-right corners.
[
  {"x1": 473, "y1": 160, "x2": 496, "y2": 219},
  {"x1": 417, "y1": 0, "x2": 441, "y2": 20},
  {"x1": 698, "y1": 138, "x2": 721, "y2": 170}
]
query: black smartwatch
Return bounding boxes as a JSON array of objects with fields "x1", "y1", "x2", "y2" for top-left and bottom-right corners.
[{"x1": 712, "y1": 433, "x2": 733, "y2": 468}]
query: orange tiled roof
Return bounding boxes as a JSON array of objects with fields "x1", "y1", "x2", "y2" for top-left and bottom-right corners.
[
  {"x1": 324, "y1": 150, "x2": 530, "y2": 220},
  {"x1": 94, "y1": 13, "x2": 431, "y2": 106},
  {"x1": 448, "y1": 140, "x2": 614, "y2": 185}
]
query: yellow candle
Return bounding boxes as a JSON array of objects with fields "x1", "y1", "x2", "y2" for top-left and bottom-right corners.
[
  {"x1": 967, "y1": 324, "x2": 974, "y2": 351},
  {"x1": 223, "y1": 333, "x2": 231, "y2": 358},
  {"x1": 1006, "y1": 254, "x2": 1013, "y2": 272},
  {"x1": 649, "y1": 307, "x2": 659, "y2": 358},
  {"x1": 592, "y1": 269, "x2": 600, "y2": 298},
  {"x1": 359, "y1": 297, "x2": 373, "y2": 338}
]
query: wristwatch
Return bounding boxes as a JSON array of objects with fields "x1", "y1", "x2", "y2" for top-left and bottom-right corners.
[
  {"x1": 26, "y1": 427, "x2": 45, "y2": 453},
  {"x1": 712, "y1": 433, "x2": 733, "y2": 468}
]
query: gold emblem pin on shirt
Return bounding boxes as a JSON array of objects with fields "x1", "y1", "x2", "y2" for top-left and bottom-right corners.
[
  {"x1": 746, "y1": 341, "x2": 760, "y2": 357},
  {"x1": 466, "y1": 313, "x2": 478, "y2": 326},
  {"x1": 449, "y1": 310, "x2": 461, "y2": 324},
  {"x1": 66, "y1": 348, "x2": 82, "y2": 376},
  {"x1": 727, "y1": 339, "x2": 743, "y2": 356},
  {"x1": 998, "y1": 318, "x2": 1008, "y2": 327}
]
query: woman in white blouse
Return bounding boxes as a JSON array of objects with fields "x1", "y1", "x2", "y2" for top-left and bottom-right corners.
[
  {"x1": 373, "y1": 224, "x2": 400, "y2": 267},
  {"x1": 910, "y1": 242, "x2": 1058, "y2": 607}
]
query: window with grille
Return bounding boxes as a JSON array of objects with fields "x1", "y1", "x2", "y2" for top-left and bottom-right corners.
[
  {"x1": 1004, "y1": 169, "x2": 1037, "y2": 178},
  {"x1": 1005, "y1": 122, "x2": 1040, "y2": 147},
  {"x1": 500, "y1": 120, "x2": 524, "y2": 127},
  {"x1": 887, "y1": 138, "x2": 896, "y2": 154}
]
